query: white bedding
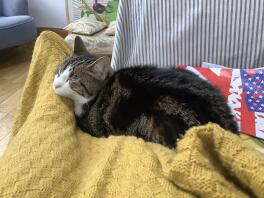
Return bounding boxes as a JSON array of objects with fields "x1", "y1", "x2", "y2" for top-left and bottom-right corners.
[{"x1": 112, "y1": 0, "x2": 264, "y2": 69}]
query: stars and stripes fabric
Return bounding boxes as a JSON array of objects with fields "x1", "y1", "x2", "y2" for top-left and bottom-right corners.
[
  {"x1": 241, "y1": 70, "x2": 264, "y2": 113},
  {"x1": 176, "y1": 65, "x2": 264, "y2": 139}
]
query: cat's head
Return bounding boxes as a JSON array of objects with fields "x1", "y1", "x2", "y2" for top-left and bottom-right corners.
[{"x1": 53, "y1": 36, "x2": 113, "y2": 104}]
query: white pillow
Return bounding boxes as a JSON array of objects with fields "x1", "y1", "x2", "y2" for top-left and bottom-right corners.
[
  {"x1": 105, "y1": 21, "x2": 116, "y2": 36},
  {"x1": 65, "y1": 33, "x2": 114, "y2": 55},
  {"x1": 64, "y1": 16, "x2": 107, "y2": 36}
]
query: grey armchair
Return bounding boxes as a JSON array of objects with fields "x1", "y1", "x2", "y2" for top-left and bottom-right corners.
[{"x1": 0, "y1": 0, "x2": 37, "y2": 49}]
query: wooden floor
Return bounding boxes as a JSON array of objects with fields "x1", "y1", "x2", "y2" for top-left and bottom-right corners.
[
  {"x1": 0, "y1": 43, "x2": 33, "y2": 155},
  {"x1": 0, "y1": 29, "x2": 67, "y2": 155}
]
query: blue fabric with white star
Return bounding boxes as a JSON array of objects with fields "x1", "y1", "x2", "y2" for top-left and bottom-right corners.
[{"x1": 241, "y1": 69, "x2": 264, "y2": 113}]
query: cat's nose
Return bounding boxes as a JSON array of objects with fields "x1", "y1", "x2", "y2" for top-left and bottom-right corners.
[{"x1": 53, "y1": 83, "x2": 62, "y2": 89}]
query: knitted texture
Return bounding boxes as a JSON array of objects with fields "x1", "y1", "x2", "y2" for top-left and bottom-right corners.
[{"x1": 0, "y1": 31, "x2": 263, "y2": 198}]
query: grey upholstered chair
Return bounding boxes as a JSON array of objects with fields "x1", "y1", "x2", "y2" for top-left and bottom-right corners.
[{"x1": 0, "y1": 0, "x2": 36, "y2": 49}]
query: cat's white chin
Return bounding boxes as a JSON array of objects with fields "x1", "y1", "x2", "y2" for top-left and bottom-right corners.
[
  {"x1": 73, "y1": 95, "x2": 93, "y2": 116},
  {"x1": 74, "y1": 95, "x2": 95, "y2": 116},
  {"x1": 74, "y1": 102, "x2": 85, "y2": 116}
]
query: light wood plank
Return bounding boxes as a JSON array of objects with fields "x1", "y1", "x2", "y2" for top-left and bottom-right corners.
[
  {"x1": 0, "y1": 88, "x2": 23, "y2": 114},
  {"x1": 0, "y1": 30, "x2": 66, "y2": 156},
  {"x1": 0, "y1": 43, "x2": 32, "y2": 156}
]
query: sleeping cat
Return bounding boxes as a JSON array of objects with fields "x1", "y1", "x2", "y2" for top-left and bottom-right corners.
[{"x1": 53, "y1": 37, "x2": 238, "y2": 148}]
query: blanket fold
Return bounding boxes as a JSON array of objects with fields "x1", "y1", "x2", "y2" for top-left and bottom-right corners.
[{"x1": 0, "y1": 31, "x2": 263, "y2": 198}]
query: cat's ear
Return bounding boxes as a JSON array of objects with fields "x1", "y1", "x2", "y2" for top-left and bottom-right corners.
[
  {"x1": 73, "y1": 36, "x2": 90, "y2": 54},
  {"x1": 89, "y1": 56, "x2": 113, "y2": 80}
]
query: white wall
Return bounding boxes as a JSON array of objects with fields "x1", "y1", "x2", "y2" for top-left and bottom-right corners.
[{"x1": 28, "y1": 0, "x2": 68, "y2": 28}]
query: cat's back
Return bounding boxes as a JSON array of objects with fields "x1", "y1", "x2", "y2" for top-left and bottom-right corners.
[
  {"x1": 108, "y1": 66, "x2": 208, "y2": 91},
  {"x1": 114, "y1": 66, "x2": 197, "y2": 80},
  {"x1": 87, "y1": 65, "x2": 238, "y2": 139}
]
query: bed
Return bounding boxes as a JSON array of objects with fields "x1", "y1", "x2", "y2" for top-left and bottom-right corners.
[
  {"x1": 0, "y1": 31, "x2": 263, "y2": 198},
  {"x1": 1, "y1": 0, "x2": 264, "y2": 196}
]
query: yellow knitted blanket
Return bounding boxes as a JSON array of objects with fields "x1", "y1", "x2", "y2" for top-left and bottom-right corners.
[{"x1": 0, "y1": 31, "x2": 264, "y2": 198}]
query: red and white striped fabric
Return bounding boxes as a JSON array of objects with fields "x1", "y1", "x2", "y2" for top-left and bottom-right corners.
[{"x1": 176, "y1": 65, "x2": 264, "y2": 139}]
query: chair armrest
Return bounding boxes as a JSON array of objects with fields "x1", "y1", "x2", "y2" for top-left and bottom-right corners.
[{"x1": 2, "y1": 0, "x2": 28, "y2": 16}]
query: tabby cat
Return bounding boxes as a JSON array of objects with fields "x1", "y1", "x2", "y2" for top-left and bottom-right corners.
[{"x1": 53, "y1": 37, "x2": 238, "y2": 148}]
